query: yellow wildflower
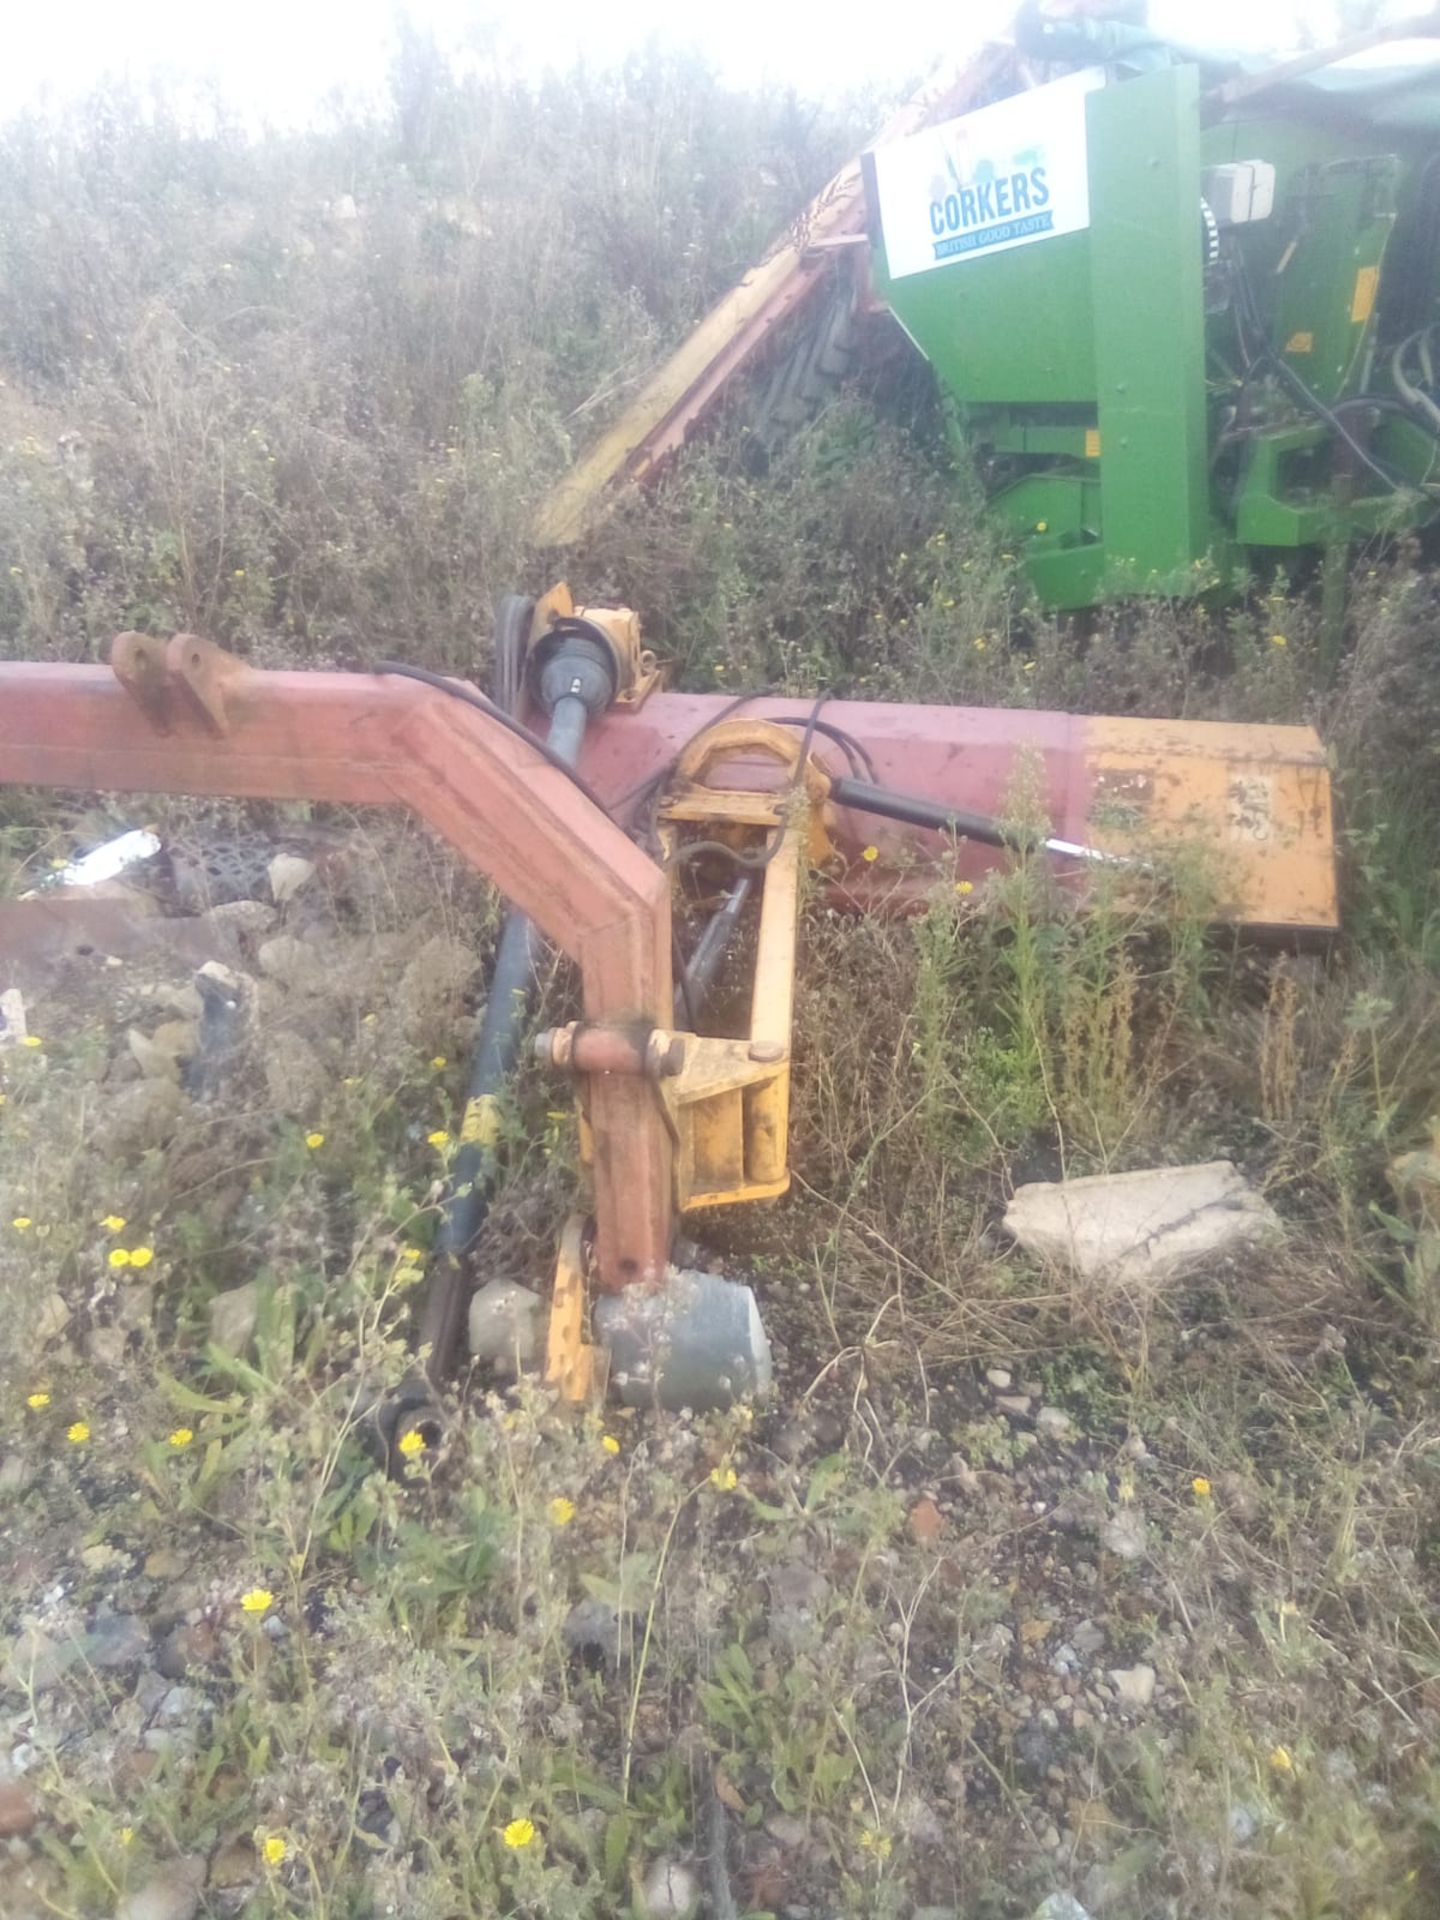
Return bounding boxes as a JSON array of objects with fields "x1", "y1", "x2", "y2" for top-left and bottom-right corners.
[
  {"x1": 430, "y1": 1055, "x2": 448, "y2": 1070},
  {"x1": 108, "y1": 1248, "x2": 131, "y2": 1268},
  {"x1": 168, "y1": 1428, "x2": 194, "y2": 1449},
  {"x1": 503, "y1": 1817, "x2": 537, "y2": 1849},
  {"x1": 397, "y1": 1428, "x2": 426, "y2": 1459},
  {"x1": 101, "y1": 1215, "x2": 126, "y2": 1233},
  {"x1": 858, "y1": 1828, "x2": 893, "y2": 1860},
  {"x1": 128, "y1": 1247, "x2": 154, "y2": 1268},
  {"x1": 1022, "y1": 660, "x2": 1037, "y2": 673},
  {"x1": 601, "y1": 1434, "x2": 621, "y2": 1455},
  {"x1": 119, "y1": 1827, "x2": 134, "y2": 1847},
  {"x1": 240, "y1": 1587, "x2": 274, "y2": 1615},
  {"x1": 398, "y1": 1246, "x2": 423, "y2": 1265},
  {"x1": 67, "y1": 1421, "x2": 90, "y2": 1444},
  {"x1": 1192, "y1": 1476, "x2": 1213, "y2": 1500},
  {"x1": 262, "y1": 1834, "x2": 287, "y2": 1865},
  {"x1": 1269, "y1": 1745, "x2": 1294, "y2": 1774},
  {"x1": 548, "y1": 1496, "x2": 576, "y2": 1527},
  {"x1": 12, "y1": 1217, "x2": 32, "y2": 1232},
  {"x1": 973, "y1": 637, "x2": 987, "y2": 652},
  {"x1": 861, "y1": 846, "x2": 879, "y2": 863},
  {"x1": 954, "y1": 880, "x2": 974, "y2": 897},
  {"x1": 26, "y1": 1391, "x2": 50, "y2": 1410},
  {"x1": 1035, "y1": 520, "x2": 1048, "y2": 533},
  {"x1": 427, "y1": 1129, "x2": 452, "y2": 1148},
  {"x1": 20, "y1": 1035, "x2": 42, "y2": 1049},
  {"x1": 1270, "y1": 633, "x2": 1288, "y2": 648},
  {"x1": 709, "y1": 1464, "x2": 739, "y2": 1492},
  {"x1": 305, "y1": 1131, "x2": 325, "y2": 1150}
]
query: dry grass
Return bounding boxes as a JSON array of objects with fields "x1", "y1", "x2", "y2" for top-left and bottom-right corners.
[{"x1": 4, "y1": 41, "x2": 1440, "y2": 1920}]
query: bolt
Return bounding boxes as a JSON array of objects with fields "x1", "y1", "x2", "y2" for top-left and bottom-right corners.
[
  {"x1": 646, "y1": 1030, "x2": 686, "y2": 1079},
  {"x1": 748, "y1": 1041, "x2": 786, "y2": 1064}
]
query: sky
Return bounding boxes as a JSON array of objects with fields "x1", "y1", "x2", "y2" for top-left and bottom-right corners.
[{"x1": 0, "y1": 1, "x2": 1374, "y2": 126}]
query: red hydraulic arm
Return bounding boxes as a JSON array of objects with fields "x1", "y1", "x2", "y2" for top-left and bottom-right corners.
[
  {"x1": 0, "y1": 636, "x2": 675, "y2": 1298},
  {"x1": 0, "y1": 634, "x2": 1338, "y2": 1316}
]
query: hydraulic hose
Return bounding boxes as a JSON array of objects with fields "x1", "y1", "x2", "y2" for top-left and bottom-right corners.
[
  {"x1": 415, "y1": 692, "x2": 591, "y2": 1386},
  {"x1": 829, "y1": 774, "x2": 1129, "y2": 867},
  {"x1": 677, "y1": 875, "x2": 754, "y2": 1020}
]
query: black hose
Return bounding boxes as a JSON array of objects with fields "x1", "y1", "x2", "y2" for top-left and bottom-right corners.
[
  {"x1": 831, "y1": 774, "x2": 1016, "y2": 850},
  {"x1": 492, "y1": 593, "x2": 534, "y2": 721},
  {"x1": 678, "y1": 875, "x2": 754, "y2": 1020},
  {"x1": 413, "y1": 690, "x2": 591, "y2": 1388},
  {"x1": 371, "y1": 659, "x2": 615, "y2": 817},
  {"x1": 1227, "y1": 243, "x2": 1415, "y2": 495},
  {"x1": 829, "y1": 774, "x2": 1123, "y2": 866}
]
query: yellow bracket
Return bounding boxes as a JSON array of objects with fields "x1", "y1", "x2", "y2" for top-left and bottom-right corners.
[
  {"x1": 660, "y1": 721, "x2": 810, "y2": 1212},
  {"x1": 546, "y1": 718, "x2": 813, "y2": 1393},
  {"x1": 544, "y1": 1212, "x2": 604, "y2": 1403},
  {"x1": 530, "y1": 582, "x2": 665, "y2": 709}
]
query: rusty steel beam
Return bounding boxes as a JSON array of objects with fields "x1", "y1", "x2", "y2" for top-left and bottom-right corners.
[
  {"x1": 0, "y1": 647, "x2": 675, "y2": 1297},
  {"x1": 576, "y1": 695, "x2": 1338, "y2": 935}
]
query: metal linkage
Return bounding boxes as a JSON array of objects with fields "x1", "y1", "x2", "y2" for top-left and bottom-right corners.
[{"x1": 0, "y1": 632, "x2": 677, "y2": 1308}]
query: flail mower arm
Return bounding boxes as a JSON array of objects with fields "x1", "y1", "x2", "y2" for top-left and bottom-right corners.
[{"x1": 0, "y1": 637, "x2": 676, "y2": 1299}]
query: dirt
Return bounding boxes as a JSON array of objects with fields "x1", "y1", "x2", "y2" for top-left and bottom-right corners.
[{"x1": 3, "y1": 809, "x2": 1439, "y2": 1920}]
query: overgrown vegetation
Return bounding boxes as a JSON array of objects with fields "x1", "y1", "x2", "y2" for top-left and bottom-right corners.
[{"x1": 4, "y1": 30, "x2": 1440, "y2": 1920}]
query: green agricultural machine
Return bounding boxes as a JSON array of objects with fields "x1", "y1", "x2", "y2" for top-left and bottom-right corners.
[
  {"x1": 864, "y1": 9, "x2": 1440, "y2": 611},
  {"x1": 535, "y1": 8, "x2": 1440, "y2": 628}
]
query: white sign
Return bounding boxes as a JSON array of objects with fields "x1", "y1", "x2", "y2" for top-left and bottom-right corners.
[{"x1": 872, "y1": 69, "x2": 1105, "y2": 281}]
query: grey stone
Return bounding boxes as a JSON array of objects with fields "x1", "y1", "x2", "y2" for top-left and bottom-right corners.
[
  {"x1": 767, "y1": 1563, "x2": 829, "y2": 1612},
  {"x1": 1100, "y1": 1509, "x2": 1148, "y2": 1561},
  {"x1": 116, "y1": 1856, "x2": 206, "y2": 1920},
  {"x1": 985, "y1": 1368, "x2": 1012, "y2": 1389},
  {"x1": 127, "y1": 1020, "x2": 198, "y2": 1082},
  {"x1": 257, "y1": 935, "x2": 327, "y2": 992},
  {"x1": 156, "y1": 1684, "x2": 206, "y2": 1724},
  {"x1": 1108, "y1": 1663, "x2": 1156, "y2": 1709},
  {"x1": 201, "y1": 899, "x2": 277, "y2": 938},
  {"x1": 1004, "y1": 1160, "x2": 1281, "y2": 1287},
  {"x1": 267, "y1": 854, "x2": 315, "y2": 904},
  {"x1": 1031, "y1": 1897, "x2": 1092, "y2": 1920},
  {"x1": 84, "y1": 1613, "x2": 150, "y2": 1670},
  {"x1": 83, "y1": 1323, "x2": 128, "y2": 1368},
  {"x1": 1036, "y1": 1406, "x2": 1073, "y2": 1438},
  {"x1": 33, "y1": 1293, "x2": 70, "y2": 1344},
  {"x1": 639, "y1": 1856, "x2": 699, "y2": 1918},
  {"x1": 766, "y1": 1814, "x2": 809, "y2": 1848},
  {"x1": 563, "y1": 1598, "x2": 622, "y2": 1671},
  {"x1": 2, "y1": 1629, "x2": 76, "y2": 1694},
  {"x1": 91, "y1": 1079, "x2": 188, "y2": 1158},
  {"x1": 208, "y1": 1281, "x2": 260, "y2": 1358},
  {"x1": 1228, "y1": 1803, "x2": 1260, "y2": 1844},
  {"x1": 467, "y1": 1280, "x2": 542, "y2": 1373},
  {"x1": 0, "y1": 1455, "x2": 37, "y2": 1498}
]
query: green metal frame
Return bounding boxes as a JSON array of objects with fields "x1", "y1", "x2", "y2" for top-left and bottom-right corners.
[{"x1": 870, "y1": 54, "x2": 1440, "y2": 611}]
